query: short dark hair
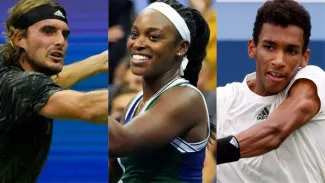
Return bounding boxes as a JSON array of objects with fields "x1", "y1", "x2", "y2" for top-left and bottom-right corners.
[{"x1": 253, "y1": 0, "x2": 311, "y2": 52}]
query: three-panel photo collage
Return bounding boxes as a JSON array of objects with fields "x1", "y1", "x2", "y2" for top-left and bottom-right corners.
[{"x1": 0, "y1": 0, "x2": 324, "y2": 182}]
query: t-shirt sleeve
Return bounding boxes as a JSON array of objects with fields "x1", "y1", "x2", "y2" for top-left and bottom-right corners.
[
  {"x1": 9, "y1": 72, "x2": 63, "y2": 117},
  {"x1": 284, "y1": 65, "x2": 325, "y2": 114},
  {"x1": 217, "y1": 83, "x2": 236, "y2": 137}
]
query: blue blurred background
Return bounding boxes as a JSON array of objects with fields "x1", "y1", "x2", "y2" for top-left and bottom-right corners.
[
  {"x1": 0, "y1": 0, "x2": 108, "y2": 182},
  {"x1": 216, "y1": 1, "x2": 325, "y2": 87}
]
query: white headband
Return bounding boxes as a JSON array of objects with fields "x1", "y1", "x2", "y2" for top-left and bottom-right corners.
[
  {"x1": 144, "y1": 2, "x2": 191, "y2": 43},
  {"x1": 144, "y1": 2, "x2": 191, "y2": 76}
]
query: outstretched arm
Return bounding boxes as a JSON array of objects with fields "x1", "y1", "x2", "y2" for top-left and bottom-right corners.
[
  {"x1": 39, "y1": 89, "x2": 108, "y2": 124},
  {"x1": 108, "y1": 100, "x2": 130, "y2": 183},
  {"x1": 217, "y1": 79, "x2": 321, "y2": 164},
  {"x1": 51, "y1": 50, "x2": 108, "y2": 89},
  {"x1": 108, "y1": 86, "x2": 205, "y2": 158}
]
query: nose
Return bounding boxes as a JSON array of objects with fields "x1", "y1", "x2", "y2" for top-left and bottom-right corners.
[
  {"x1": 131, "y1": 36, "x2": 146, "y2": 51},
  {"x1": 54, "y1": 32, "x2": 66, "y2": 47},
  {"x1": 271, "y1": 51, "x2": 286, "y2": 68}
]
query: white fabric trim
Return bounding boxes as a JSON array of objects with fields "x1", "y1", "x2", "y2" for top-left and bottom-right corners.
[
  {"x1": 144, "y1": 2, "x2": 191, "y2": 76},
  {"x1": 144, "y1": 2, "x2": 191, "y2": 43}
]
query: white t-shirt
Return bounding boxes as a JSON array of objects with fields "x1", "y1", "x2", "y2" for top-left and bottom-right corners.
[{"x1": 217, "y1": 65, "x2": 325, "y2": 183}]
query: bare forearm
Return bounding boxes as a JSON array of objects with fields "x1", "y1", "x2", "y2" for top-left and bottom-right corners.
[
  {"x1": 82, "y1": 90, "x2": 109, "y2": 124},
  {"x1": 108, "y1": 116, "x2": 128, "y2": 158},
  {"x1": 52, "y1": 54, "x2": 106, "y2": 88},
  {"x1": 235, "y1": 122, "x2": 281, "y2": 158},
  {"x1": 235, "y1": 98, "x2": 314, "y2": 158},
  {"x1": 217, "y1": 80, "x2": 321, "y2": 163},
  {"x1": 215, "y1": 123, "x2": 279, "y2": 165},
  {"x1": 217, "y1": 108, "x2": 311, "y2": 163}
]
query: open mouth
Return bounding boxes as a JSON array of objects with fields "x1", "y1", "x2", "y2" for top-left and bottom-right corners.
[
  {"x1": 131, "y1": 54, "x2": 151, "y2": 63},
  {"x1": 50, "y1": 52, "x2": 64, "y2": 59},
  {"x1": 267, "y1": 71, "x2": 285, "y2": 82}
]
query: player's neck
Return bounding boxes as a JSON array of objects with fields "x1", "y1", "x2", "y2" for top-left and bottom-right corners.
[
  {"x1": 142, "y1": 68, "x2": 180, "y2": 102},
  {"x1": 248, "y1": 79, "x2": 274, "y2": 97},
  {"x1": 18, "y1": 56, "x2": 34, "y2": 72}
]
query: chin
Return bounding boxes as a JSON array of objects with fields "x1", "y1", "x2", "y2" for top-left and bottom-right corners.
[
  {"x1": 53, "y1": 68, "x2": 63, "y2": 75},
  {"x1": 130, "y1": 67, "x2": 147, "y2": 77},
  {"x1": 42, "y1": 66, "x2": 63, "y2": 76},
  {"x1": 266, "y1": 86, "x2": 286, "y2": 95}
]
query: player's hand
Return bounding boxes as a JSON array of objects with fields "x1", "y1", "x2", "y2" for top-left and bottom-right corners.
[
  {"x1": 97, "y1": 50, "x2": 108, "y2": 73},
  {"x1": 109, "y1": 25, "x2": 125, "y2": 43}
]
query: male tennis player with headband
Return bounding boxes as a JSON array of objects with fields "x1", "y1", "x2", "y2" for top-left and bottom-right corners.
[{"x1": 0, "y1": 0, "x2": 108, "y2": 182}]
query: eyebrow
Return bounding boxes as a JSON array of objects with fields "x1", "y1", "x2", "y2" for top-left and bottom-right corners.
[
  {"x1": 41, "y1": 25, "x2": 70, "y2": 35},
  {"x1": 132, "y1": 25, "x2": 163, "y2": 32},
  {"x1": 262, "y1": 40, "x2": 301, "y2": 49},
  {"x1": 262, "y1": 40, "x2": 276, "y2": 45}
]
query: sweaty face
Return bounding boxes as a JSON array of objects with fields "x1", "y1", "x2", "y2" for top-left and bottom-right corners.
[
  {"x1": 127, "y1": 9, "x2": 182, "y2": 77},
  {"x1": 18, "y1": 19, "x2": 70, "y2": 76},
  {"x1": 248, "y1": 23, "x2": 310, "y2": 96}
]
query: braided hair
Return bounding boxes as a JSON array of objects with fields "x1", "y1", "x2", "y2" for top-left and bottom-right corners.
[
  {"x1": 155, "y1": 0, "x2": 215, "y2": 142},
  {"x1": 156, "y1": 0, "x2": 210, "y2": 87}
]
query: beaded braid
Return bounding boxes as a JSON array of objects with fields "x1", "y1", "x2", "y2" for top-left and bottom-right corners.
[{"x1": 156, "y1": 0, "x2": 210, "y2": 87}]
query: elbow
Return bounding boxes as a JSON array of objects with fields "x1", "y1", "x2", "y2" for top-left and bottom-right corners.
[
  {"x1": 79, "y1": 103, "x2": 108, "y2": 123},
  {"x1": 268, "y1": 135, "x2": 282, "y2": 151},
  {"x1": 79, "y1": 92, "x2": 108, "y2": 123},
  {"x1": 73, "y1": 94, "x2": 95, "y2": 121},
  {"x1": 265, "y1": 123, "x2": 284, "y2": 151},
  {"x1": 79, "y1": 108, "x2": 96, "y2": 122}
]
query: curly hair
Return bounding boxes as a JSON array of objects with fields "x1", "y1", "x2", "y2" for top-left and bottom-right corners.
[
  {"x1": 253, "y1": 0, "x2": 311, "y2": 52},
  {"x1": 0, "y1": 0, "x2": 64, "y2": 67}
]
